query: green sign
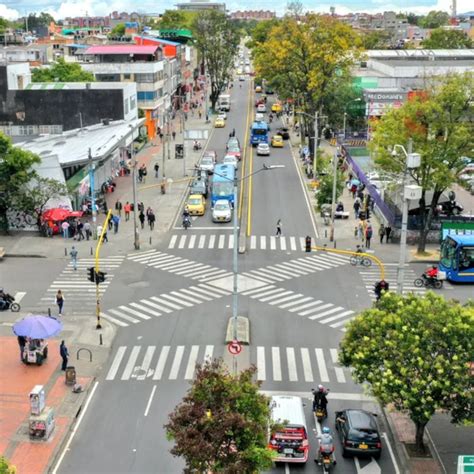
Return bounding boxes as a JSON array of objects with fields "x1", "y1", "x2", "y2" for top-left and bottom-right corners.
[
  {"x1": 458, "y1": 455, "x2": 474, "y2": 474},
  {"x1": 441, "y1": 222, "x2": 474, "y2": 240}
]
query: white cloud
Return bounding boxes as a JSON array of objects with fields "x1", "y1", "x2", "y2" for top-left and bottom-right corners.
[{"x1": 0, "y1": 3, "x2": 20, "y2": 19}]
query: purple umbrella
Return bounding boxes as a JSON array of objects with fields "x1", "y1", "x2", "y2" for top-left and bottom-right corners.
[{"x1": 13, "y1": 315, "x2": 63, "y2": 339}]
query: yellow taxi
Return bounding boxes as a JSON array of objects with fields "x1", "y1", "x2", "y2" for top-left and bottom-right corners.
[
  {"x1": 214, "y1": 117, "x2": 226, "y2": 128},
  {"x1": 186, "y1": 194, "x2": 206, "y2": 216},
  {"x1": 271, "y1": 102, "x2": 283, "y2": 113},
  {"x1": 255, "y1": 85, "x2": 262, "y2": 93},
  {"x1": 271, "y1": 134, "x2": 284, "y2": 148}
]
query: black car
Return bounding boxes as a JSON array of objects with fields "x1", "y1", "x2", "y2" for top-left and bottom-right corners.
[
  {"x1": 335, "y1": 409, "x2": 382, "y2": 459},
  {"x1": 277, "y1": 127, "x2": 290, "y2": 140},
  {"x1": 190, "y1": 178, "x2": 208, "y2": 197}
]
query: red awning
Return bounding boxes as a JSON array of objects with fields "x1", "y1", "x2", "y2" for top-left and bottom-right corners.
[{"x1": 42, "y1": 208, "x2": 83, "y2": 222}]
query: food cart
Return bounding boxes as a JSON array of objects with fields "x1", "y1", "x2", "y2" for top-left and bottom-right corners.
[{"x1": 22, "y1": 339, "x2": 48, "y2": 366}]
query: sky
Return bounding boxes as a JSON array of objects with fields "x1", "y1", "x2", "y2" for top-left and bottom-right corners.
[{"x1": 0, "y1": 0, "x2": 471, "y2": 21}]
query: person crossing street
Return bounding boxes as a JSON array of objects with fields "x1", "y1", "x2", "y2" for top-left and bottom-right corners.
[{"x1": 70, "y1": 246, "x2": 78, "y2": 271}]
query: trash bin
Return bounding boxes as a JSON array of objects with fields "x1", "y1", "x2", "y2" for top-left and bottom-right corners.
[{"x1": 65, "y1": 366, "x2": 76, "y2": 386}]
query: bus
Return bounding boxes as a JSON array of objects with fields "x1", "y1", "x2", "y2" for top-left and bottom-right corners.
[
  {"x1": 250, "y1": 121, "x2": 269, "y2": 147},
  {"x1": 211, "y1": 164, "x2": 235, "y2": 208},
  {"x1": 439, "y1": 234, "x2": 474, "y2": 283}
]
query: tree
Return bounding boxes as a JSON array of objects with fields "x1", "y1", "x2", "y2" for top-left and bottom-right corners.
[
  {"x1": 109, "y1": 23, "x2": 126, "y2": 37},
  {"x1": 165, "y1": 359, "x2": 274, "y2": 472},
  {"x1": 406, "y1": 12, "x2": 420, "y2": 25},
  {"x1": 192, "y1": 11, "x2": 240, "y2": 111},
  {"x1": 418, "y1": 10, "x2": 450, "y2": 29},
  {"x1": 24, "y1": 12, "x2": 55, "y2": 30},
  {"x1": 13, "y1": 177, "x2": 69, "y2": 230},
  {"x1": 315, "y1": 156, "x2": 345, "y2": 209},
  {"x1": 339, "y1": 292, "x2": 473, "y2": 453},
  {"x1": 361, "y1": 30, "x2": 392, "y2": 49},
  {"x1": 286, "y1": 0, "x2": 304, "y2": 18},
  {"x1": 0, "y1": 456, "x2": 16, "y2": 473},
  {"x1": 159, "y1": 10, "x2": 197, "y2": 30},
  {"x1": 369, "y1": 73, "x2": 474, "y2": 253},
  {"x1": 423, "y1": 28, "x2": 473, "y2": 49},
  {"x1": 32, "y1": 58, "x2": 95, "y2": 83},
  {"x1": 0, "y1": 133, "x2": 40, "y2": 232}
]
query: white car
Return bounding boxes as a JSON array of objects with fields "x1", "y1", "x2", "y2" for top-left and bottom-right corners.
[
  {"x1": 239, "y1": 75, "x2": 245, "y2": 81},
  {"x1": 212, "y1": 199, "x2": 232, "y2": 223},
  {"x1": 257, "y1": 103, "x2": 266, "y2": 113},
  {"x1": 223, "y1": 154, "x2": 238, "y2": 170},
  {"x1": 245, "y1": 59, "x2": 250, "y2": 65},
  {"x1": 200, "y1": 156, "x2": 215, "y2": 173},
  {"x1": 256, "y1": 143, "x2": 270, "y2": 156},
  {"x1": 255, "y1": 113, "x2": 264, "y2": 121},
  {"x1": 217, "y1": 112, "x2": 227, "y2": 121}
]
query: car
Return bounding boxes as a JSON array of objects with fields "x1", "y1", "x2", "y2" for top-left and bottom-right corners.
[
  {"x1": 255, "y1": 98, "x2": 265, "y2": 107},
  {"x1": 203, "y1": 150, "x2": 217, "y2": 161},
  {"x1": 255, "y1": 113, "x2": 265, "y2": 122},
  {"x1": 255, "y1": 85, "x2": 262, "y2": 93},
  {"x1": 277, "y1": 127, "x2": 290, "y2": 139},
  {"x1": 223, "y1": 154, "x2": 238, "y2": 170},
  {"x1": 227, "y1": 137, "x2": 240, "y2": 149},
  {"x1": 271, "y1": 103, "x2": 283, "y2": 113},
  {"x1": 335, "y1": 409, "x2": 382, "y2": 459},
  {"x1": 214, "y1": 117, "x2": 225, "y2": 128},
  {"x1": 265, "y1": 88, "x2": 274, "y2": 94},
  {"x1": 186, "y1": 194, "x2": 206, "y2": 216},
  {"x1": 257, "y1": 103, "x2": 267, "y2": 113},
  {"x1": 244, "y1": 66, "x2": 251, "y2": 74},
  {"x1": 271, "y1": 135, "x2": 284, "y2": 148},
  {"x1": 239, "y1": 75, "x2": 245, "y2": 81},
  {"x1": 227, "y1": 145, "x2": 241, "y2": 161},
  {"x1": 245, "y1": 59, "x2": 250, "y2": 65},
  {"x1": 256, "y1": 143, "x2": 270, "y2": 156},
  {"x1": 212, "y1": 199, "x2": 232, "y2": 223},
  {"x1": 190, "y1": 178, "x2": 208, "y2": 197},
  {"x1": 217, "y1": 112, "x2": 227, "y2": 121},
  {"x1": 199, "y1": 156, "x2": 215, "y2": 173}
]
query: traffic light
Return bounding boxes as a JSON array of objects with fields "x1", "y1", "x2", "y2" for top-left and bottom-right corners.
[
  {"x1": 305, "y1": 236, "x2": 312, "y2": 253},
  {"x1": 96, "y1": 271, "x2": 107, "y2": 284},
  {"x1": 87, "y1": 267, "x2": 95, "y2": 282}
]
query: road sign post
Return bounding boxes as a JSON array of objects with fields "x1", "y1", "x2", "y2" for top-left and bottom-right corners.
[{"x1": 227, "y1": 340, "x2": 242, "y2": 355}]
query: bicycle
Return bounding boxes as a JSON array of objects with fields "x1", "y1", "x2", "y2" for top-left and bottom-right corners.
[{"x1": 350, "y1": 254, "x2": 372, "y2": 267}]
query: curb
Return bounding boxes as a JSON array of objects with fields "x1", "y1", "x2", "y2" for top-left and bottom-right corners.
[{"x1": 4, "y1": 253, "x2": 46, "y2": 258}]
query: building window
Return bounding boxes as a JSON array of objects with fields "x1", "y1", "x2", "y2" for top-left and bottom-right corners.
[
  {"x1": 130, "y1": 95, "x2": 136, "y2": 110},
  {"x1": 96, "y1": 73, "x2": 120, "y2": 82},
  {"x1": 123, "y1": 73, "x2": 132, "y2": 80},
  {"x1": 124, "y1": 100, "x2": 129, "y2": 114},
  {"x1": 137, "y1": 91, "x2": 157, "y2": 101}
]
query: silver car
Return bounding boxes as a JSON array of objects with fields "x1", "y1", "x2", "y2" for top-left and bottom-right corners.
[
  {"x1": 212, "y1": 199, "x2": 232, "y2": 223},
  {"x1": 200, "y1": 156, "x2": 215, "y2": 173},
  {"x1": 256, "y1": 143, "x2": 270, "y2": 156},
  {"x1": 223, "y1": 155, "x2": 238, "y2": 170}
]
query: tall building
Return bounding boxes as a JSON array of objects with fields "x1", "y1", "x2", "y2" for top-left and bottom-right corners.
[{"x1": 176, "y1": 0, "x2": 226, "y2": 13}]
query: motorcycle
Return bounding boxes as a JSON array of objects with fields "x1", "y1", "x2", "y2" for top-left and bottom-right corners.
[
  {"x1": 183, "y1": 216, "x2": 191, "y2": 230},
  {"x1": 0, "y1": 294, "x2": 20, "y2": 312},
  {"x1": 193, "y1": 142, "x2": 202, "y2": 151},
  {"x1": 414, "y1": 274, "x2": 443, "y2": 289},
  {"x1": 319, "y1": 451, "x2": 335, "y2": 473},
  {"x1": 312, "y1": 388, "x2": 329, "y2": 423}
]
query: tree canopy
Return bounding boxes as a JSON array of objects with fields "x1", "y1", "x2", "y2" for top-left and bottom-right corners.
[
  {"x1": 165, "y1": 359, "x2": 274, "y2": 472},
  {"x1": 340, "y1": 292, "x2": 473, "y2": 452},
  {"x1": 423, "y1": 28, "x2": 473, "y2": 49},
  {"x1": 109, "y1": 23, "x2": 126, "y2": 37},
  {"x1": 23, "y1": 12, "x2": 55, "y2": 30},
  {"x1": 418, "y1": 10, "x2": 450, "y2": 29},
  {"x1": 370, "y1": 73, "x2": 474, "y2": 252},
  {"x1": 32, "y1": 58, "x2": 95, "y2": 83},
  {"x1": 192, "y1": 11, "x2": 240, "y2": 111},
  {"x1": 159, "y1": 10, "x2": 197, "y2": 31}
]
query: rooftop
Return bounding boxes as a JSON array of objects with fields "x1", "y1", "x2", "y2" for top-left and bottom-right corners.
[{"x1": 85, "y1": 45, "x2": 160, "y2": 55}]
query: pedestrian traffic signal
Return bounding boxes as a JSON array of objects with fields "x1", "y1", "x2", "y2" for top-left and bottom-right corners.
[
  {"x1": 305, "y1": 236, "x2": 312, "y2": 253},
  {"x1": 87, "y1": 267, "x2": 95, "y2": 282},
  {"x1": 96, "y1": 271, "x2": 107, "y2": 283}
]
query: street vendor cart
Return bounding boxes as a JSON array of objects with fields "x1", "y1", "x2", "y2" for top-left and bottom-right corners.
[{"x1": 22, "y1": 339, "x2": 48, "y2": 366}]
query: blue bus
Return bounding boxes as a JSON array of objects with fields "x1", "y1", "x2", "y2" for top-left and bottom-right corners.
[
  {"x1": 439, "y1": 234, "x2": 474, "y2": 283},
  {"x1": 250, "y1": 121, "x2": 269, "y2": 146},
  {"x1": 211, "y1": 164, "x2": 235, "y2": 207}
]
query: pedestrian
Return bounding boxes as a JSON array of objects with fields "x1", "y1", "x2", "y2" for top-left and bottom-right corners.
[
  {"x1": 148, "y1": 211, "x2": 155, "y2": 230},
  {"x1": 84, "y1": 221, "x2": 91, "y2": 241},
  {"x1": 141, "y1": 164, "x2": 147, "y2": 183},
  {"x1": 82, "y1": 203, "x2": 88, "y2": 214},
  {"x1": 103, "y1": 201, "x2": 108, "y2": 215},
  {"x1": 70, "y1": 246, "x2": 78, "y2": 271},
  {"x1": 60, "y1": 340, "x2": 69, "y2": 371},
  {"x1": 18, "y1": 335, "x2": 26, "y2": 361},
  {"x1": 353, "y1": 199, "x2": 361, "y2": 219},
  {"x1": 61, "y1": 221, "x2": 70, "y2": 239},
  {"x1": 276, "y1": 219, "x2": 282, "y2": 237},
  {"x1": 357, "y1": 221, "x2": 363, "y2": 241},
  {"x1": 139, "y1": 211, "x2": 145, "y2": 229},
  {"x1": 232, "y1": 128, "x2": 235, "y2": 137},
  {"x1": 76, "y1": 220, "x2": 85, "y2": 241},
  {"x1": 138, "y1": 166, "x2": 143, "y2": 183},
  {"x1": 56, "y1": 290, "x2": 65, "y2": 316},
  {"x1": 350, "y1": 184, "x2": 357, "y2": 199},
  {"x1": 385, "y1": 225, "x2": 392, "y2": 243},
  {"x1": 365, "y1": 223, "x2": 373, "y2": 249},
  {"x1": 115, "y1": 200, "x2": 122, "y2": 216},
  {"x1": 159, "y1": 132, "x2": 163, "y2": 142},
  {"x1": 154, "y1": 163, "x2": 160, "y2": 178},
  {"x1": 124, "y1": 202, "x2": 131, "y2": 221},
  {"x1": 138, "y1": 201, "x2": 144, "y2": 213},
  {"x1": 172, "y1": 130, "x2": 176, "y2": 140},
  {"x1": 379, "y1": 223, "x2": 385, "y2": 244},
  {"x1": 198, "y1": 110, "x2": 202, "y2": 119},
  {"x1": 112, "y1": 214, "x2": 120, "y2": 234},
  {"x1": 107, "y1": 215, "x2": 113, "y2": 231}
]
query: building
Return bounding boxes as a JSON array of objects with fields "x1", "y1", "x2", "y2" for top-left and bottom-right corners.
[
  {"x1": 176, "y1": 0, "x2": 226, "y2": 12},
  {"x1": 0, "y1": 44, "x2": 53, "y2": 66},
  {"x1": 81, "y1": 44, "x2": 167, "y2": 139},
  {"x1": 0, "y1": 62, "x2": 137, "y2": 138},
  {"x1": 230, "y1": 10, "x2": 276, "y2": 21}
]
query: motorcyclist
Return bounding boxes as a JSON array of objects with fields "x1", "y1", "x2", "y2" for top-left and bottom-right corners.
[
  {"x1": 269, "y1": 113, "x2": 273, "y2": 123},
  {"x1": 424, "y1": 265, "x2": 438, "y2": 285},
  {"x1": 312, "y1": 385, "x2": 329, "y2": 414},
  {"x1": 374, "y1": 279, "x2": 389, "y2": 301},
  {"x1": 0, "y1": 288, "x2": 6, "y2": 310},
  {"x1": 183, "y1": 207, "x2": 191, "y2": 227},
  {"x1": 316, "y1": 427, "x2": 336, "y2": 466},
  {"x1": 336, "y1": 202, "x2": 344, "y2": 212}
]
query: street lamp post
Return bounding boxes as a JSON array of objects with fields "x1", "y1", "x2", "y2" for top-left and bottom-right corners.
[
  {"x1": 297, "y1": 111, "x2": 327, "y2": 178},
  {"x1": 393, "y1": 141, "x2": 421, "y2": 294},
  {"x1": 330, "y1": 149, "x2": 338, "y2": 242},
  {"x1": 129, "y1": 125, "x2": 140, "y2": 250},
  {"x1": 342, "y1": 98, "x2": 362, "y2": 140}
]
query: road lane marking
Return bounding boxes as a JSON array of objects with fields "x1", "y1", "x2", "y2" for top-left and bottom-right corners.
[
  {"x1": 169, "y1": 345, "x2": 185, "y2": 380},
  {"x1": 204, "y1": 345, "x2": 214, "y2": 362},
  {"x1": 315, "y1": 348, "x2": 329, "y2": 382},
  {"x1": 150, "y1": 296, "x2": 181, "y2": 310},
  {"x1": 257, "y1": 346, "x2": 266, "y2": 381},
  {"x1": 121, "y1": 346, "x2": 141, "y2": 380},
  {"x1": 184, "y1": 345, "x2": 200, "y2": 380},
  {"x1": 144, "y1": 385, "x2": 157, "y2": 417},
  {"x1": 198, "y1": 234, "x2": 206, "y2": 248},
  {"x1": 309, "y1": 307, "x2": 344, "y2": 321},
  {"x1": 153, "y1": 346, "x2": 170, "y2": 380},
  {"x1": 106, "y1": 346, "x2": 127, "y2": 380},
  {"x1": 270, "y1": 236, "x2": 276, "y2": 250},
  {"x1": 280, "y1": 236, "x2": 287, "y2": 251},
  {"x1": 250, "y1": 235, "x2": 256, "y2": 249},
  {"x1": 14, "y1": 291, "x2": 26, "y2": 303},
  {"x1": 287, "y1": 347, "x2": 298, "y2": 381},
  {"x1": 382, "y1": 432, "x2": 401, "y2": 474},
  {"x1": 260, "y1": 290, "x2": 292, "y2": 302},
  {"x1": 178, "y1": 235, "x2": 186, "y2": 249},
  {"x1": 168, "y1": 235, "x2": 177, "y2": 249},
  {"x1": 290, "y1": 236, "x2": 297, "y2": 251},
  {"x1": 301, "y1": 348, "x2": 314, "y2": 382},
  {"x1": 188, "y1": 235, "x2": 196, "y2": 249},
  {"x1": 109, "y1": 308, "x2": 140, "y2": 323},
  {"x1": 269, "y1": 293, "x2": 304, "y2": 306},
  {"x1": 144, "y1": 298, "x2": 174, "y2": 313},
  {"x1": 228, "y1": 234, "x2": 234, "y2": 249},
  {"x1": 330, "y1": 348, "x2": 346, "y2": 383},
  {"x1": 279, "y1": 296, "x2": 312, "y2": 309},
  {"x1": 289, "y1": 299, "x2": 323, "y2": 313},
  {"x1": 138, "y1": 346, "x2": 156, "y2": 381},
  {"x1": 260, "y1": 236, "x2": 266, "y2": 250},
  {"x1": 218, "y1": 234, "x2": 225, "y2": 249},
  {"x1": 299, "y1": 303, "x2": 333, "y2": 316},
  {"x1": 272, "y1": 347, "x2": 282, "y2": 381},
  {"x1": 100, "y1": 312, "x2": 128, "y2": 327},
  {"x1": 260, "y1": 390, "x2": 373, "y2": 401},
  {"x1": 209, "y1": 234, "x2": 216, "y2": 248},
  {"x1": 320, "y1": 310, "x2": 354, "y2": 324}
]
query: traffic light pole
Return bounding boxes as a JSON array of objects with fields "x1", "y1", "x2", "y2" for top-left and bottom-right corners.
[{"x1": 94, "y1": 209, "x2": 112, "y2": 329}]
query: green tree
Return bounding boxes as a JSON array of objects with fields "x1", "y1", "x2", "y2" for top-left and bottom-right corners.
[
  {"x1": 369, "y1": 73, "x2": 474, "y2": 253},
  {"x1": 0, "y1": 133, "x2": 40, "y2": 232},
  {"x1": 339, "y1": 292, "x2": 473, "y2": 453},
  {"x1": 32, "y1": 58, "x2": 95, "y2": 83},
  {"x1": 361, "y1": 30, "x2": 392, "y2": 49},
  {"x1": 192, "y1": 11, "x2": 240, "y2": 111},
  {"x1": 245, "y1": 18, "x2": 280, "y2": 50},
  {"x1": 418, "y1": 10, "x2": 450, "y2": 29},
  {"x1": 315, "y1": 158, "x2": 344, "y2": 209},
  {"x1": 165, "y1": 359, "x2": 274, "y2": 472},
  {"x1": 159, "y1": 10, "x2": 197, "y2": 30},
  {"x1": 109, "y1": 23, "x2": 126, "y2": 37},
  {"x1": 0, "y1": 456, "x2": 16, "y2": 473},
  {"x1": 24, "y1": 12, "x2": 55, "y2": 30},
  {"x1": 423, "y1": 28, "x2": 473, "y2": 49},
  {"x1": 406, "y1": 13, "x2": 420, "y2": 25},
  {"x1": 0, "y1": 18, "x2": 10, "y2": 33}
]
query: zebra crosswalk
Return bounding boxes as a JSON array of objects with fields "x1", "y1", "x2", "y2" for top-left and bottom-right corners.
[
  {"x1": 358, "y1": 264, "x2": 426, "y2": 300},
  {"x1": 241, "y1": 285, "x2": 355, "y2": 329},
  {"x1": 38, "y1": 257, "x2": 124, "y2": 315},
  {"x1": 105, "y1": 344, "x2": 350, "y2": 385},
  {"x1": 127, "y1": 249, "x2": 232, "y2": 282},
  {"x1": 100, "y1": 283, "x2": 232, "y2": 327},
  {"x1": 168, "y1": 234, "x2": 318, "y2": 252}
]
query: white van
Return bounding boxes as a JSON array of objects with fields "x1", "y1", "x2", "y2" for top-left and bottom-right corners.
[{"x1": 268, "y1": 396, "x2": 309, "y2": 463}]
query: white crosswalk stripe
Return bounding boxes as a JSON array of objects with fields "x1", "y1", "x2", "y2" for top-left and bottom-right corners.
[
  {"x1": 38, "y1": 257, "x2": 124, "y2": 316},
  {"x1": 241, "y1": 286, "x2": 355, "y2": 329},
  {"x1": 127, "y1": 249, "x2": 232, "y2": 282},
  {"x1": 100, "y1": 283, "x2": 232, "y2": 327}
]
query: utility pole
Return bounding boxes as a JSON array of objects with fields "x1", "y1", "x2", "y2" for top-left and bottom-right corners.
[
  {"x1": 330, "y1": 149, "x2": 338, "y2": 242},
  {"x1": 130, "y1": 129, "x2": 140, "y2": 250},
  {"x1": 88, "y1": 148, "x2": 97, "y2": 236},
  {"x1": 162, "y1": 113, "x2": 166, "y2": 178},
  {"x1": 182, "y1": 111, "x2": 186, "y2": 177},
  {"x1": 313, "y1": 111, "x2": 319, "y2": 178}
]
